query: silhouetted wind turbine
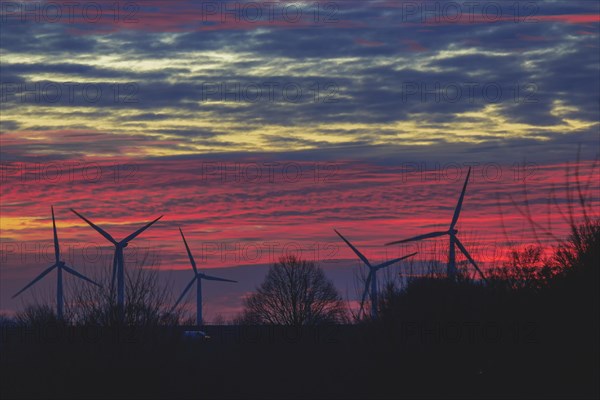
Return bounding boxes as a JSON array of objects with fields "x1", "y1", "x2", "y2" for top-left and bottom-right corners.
[
  {"x1": 171, "y1": 228, "x2": 237, "y2": 327},
  {"x1": 71, "y1": 209, "x2": 162, "y2": 320},
  {"x1": 385, "y1": 167, "x2": 487, "y2": 283},
  {"x1": 334, "y1": 229, "x2": 416, "y2": 319},
  {"x1": 12, "y1": 206, "x2": 100, "y2": 320}
]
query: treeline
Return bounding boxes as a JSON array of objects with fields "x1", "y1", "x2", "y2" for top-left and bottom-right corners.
[{"x1": 376, "y1": 219, "x2": 599, "y2": 334}]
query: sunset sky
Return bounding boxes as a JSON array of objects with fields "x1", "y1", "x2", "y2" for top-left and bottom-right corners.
[{"x1": 1, "y1": 0, "x2": 599, "y2": 320}]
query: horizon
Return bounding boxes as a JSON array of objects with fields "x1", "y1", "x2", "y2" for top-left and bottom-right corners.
[{"x1": 2, "y1": 158, "x2": 597, "y2": 320}]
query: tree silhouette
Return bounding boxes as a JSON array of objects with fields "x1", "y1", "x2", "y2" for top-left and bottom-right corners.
[
  {"x1": 70, "y1": 258, "x2": 181, "y2": 327},
  {"x1": 241, "y1": 255, "x2": 347, "y2": 325}
]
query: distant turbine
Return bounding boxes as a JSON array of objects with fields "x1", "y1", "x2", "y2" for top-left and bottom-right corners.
[
  {"x1": 12, "y1": 206, "x2": 100, "y2": 320},
  {"x1": 171, "y1": 228, "x2": 237, "y2": 327},
  {"x1": 386, "y1": 167, "x2": 487, "y2": 283},
  {"x1": 334, "y1": 229, "x2": 417, "y2": 319},
  {"x1": 71, "y1": 209, "x2": 162, "y2": 320}
]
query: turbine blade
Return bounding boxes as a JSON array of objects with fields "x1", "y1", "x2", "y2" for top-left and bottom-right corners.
[
  {"x1": 385, "y1": 231, "x2": 447, "y2": 246},
  {"x1": 71, "y1": 209, "x2": 117, "y2": 245},
  {"x1": 334, "y1": 229, "x2": 372, "y2": 268},
  {"x1": 179, "y1": 228, "x2": 197, "y2": 274},
  {"x1": 62, "y1": 265, "x2": 101, "y2": 287},
  {"x1": 121, "y1": 215, "x2": 163, "y2": 244},
  {"x1": 51, "y1": 206, "x2": 60, "y2": 265},
  {"x1": 12, "y1": 265, "x2": 56, "y2": 298},
  {"x1": 200, "y1": 273, "x2": 237, "y2": 283},
  {"x1": 358, "y1": 271, "x2": 372, "y2": 318},
  {"x1": 450, "y1": 167, "x2": 471, "y2": 229},
  {"x1": 454, "y1": 236, "x2": 488, "y2": 283},
  {"x1": 375, "y1": 252, "x2": 418, "y2": 270},
  {"x1": 171, "y1": 277, "x2": 197, "y2": 311}
]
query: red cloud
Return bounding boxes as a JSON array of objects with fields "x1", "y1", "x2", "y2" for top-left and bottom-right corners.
[{"x1": 401, "y1": 39, "x2": 427, "y2": 52}]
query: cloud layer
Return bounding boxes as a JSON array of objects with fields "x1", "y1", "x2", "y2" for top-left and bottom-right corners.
[{"x1": 1, "y1": 0, "x2": 599, "y2": 318}]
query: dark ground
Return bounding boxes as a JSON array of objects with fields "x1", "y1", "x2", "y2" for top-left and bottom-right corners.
[{"x1": 1, "y1": 321, "x2": 598, "y2": 399}]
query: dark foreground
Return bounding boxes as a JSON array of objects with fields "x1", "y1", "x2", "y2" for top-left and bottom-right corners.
[{"x1": 1, "y1": 322, "x2": 598, "y2": 399}]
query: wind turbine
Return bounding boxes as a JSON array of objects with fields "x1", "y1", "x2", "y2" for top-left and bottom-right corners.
[
  {"x1": 70, "y1": 209, "x2": 163, "y2": 320},
  {"x1": 12, "y1": 206, "x2": 100, "y2": 320},
  {"x1": 171, "y1": 228, "x2": 237, "y2": 327},
  {"x1": 334, "y1": 229, "x2": 417, "y2": 319},
  {"x1": 385, "y1": 167, "x2": 488, "y2": 283}
]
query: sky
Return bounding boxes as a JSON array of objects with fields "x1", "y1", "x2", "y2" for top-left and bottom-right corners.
[{"x1": 1, "y1": 0, "x2": 599, "y2": 321}]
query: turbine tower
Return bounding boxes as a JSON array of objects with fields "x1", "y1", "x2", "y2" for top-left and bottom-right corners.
[
  {"x1": 171, "y1": 228, "x2": 237, "y2": 327},
  {"x1": 334, "y1": 229, "x2": 416, "y2": 319},
  {"x1": 12, "y1": 206, "x2": 100, "y2": 320},
  {"x1": 386, "y1": 167, "x2": 487, "y2": 282},
  {"x1": 71, "y1": 209, "x2": 162, "y2": 320}
]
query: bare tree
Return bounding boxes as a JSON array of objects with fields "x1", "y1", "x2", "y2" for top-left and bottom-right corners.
[
  {"x1": 240, "y1": 255, "x2": 347, "y2": 325},
  {"x1": 69, "y1": 255, "x2": 181, "y2": 326},
  {"x1": 15, "y1": 303, "x2": 61, "y2": 327},
  {"x1": 486, "y1": 245, "x2": 558, "y2": 291}
]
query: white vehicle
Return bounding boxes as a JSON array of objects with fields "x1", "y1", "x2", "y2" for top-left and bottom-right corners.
[{"x1": 183, "y1": 330, "x2": 211, "y2": 340}]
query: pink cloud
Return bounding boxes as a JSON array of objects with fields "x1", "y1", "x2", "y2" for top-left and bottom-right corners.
[{"x1": 401, "y1": 39, "x2": 427, "y2": 52}]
